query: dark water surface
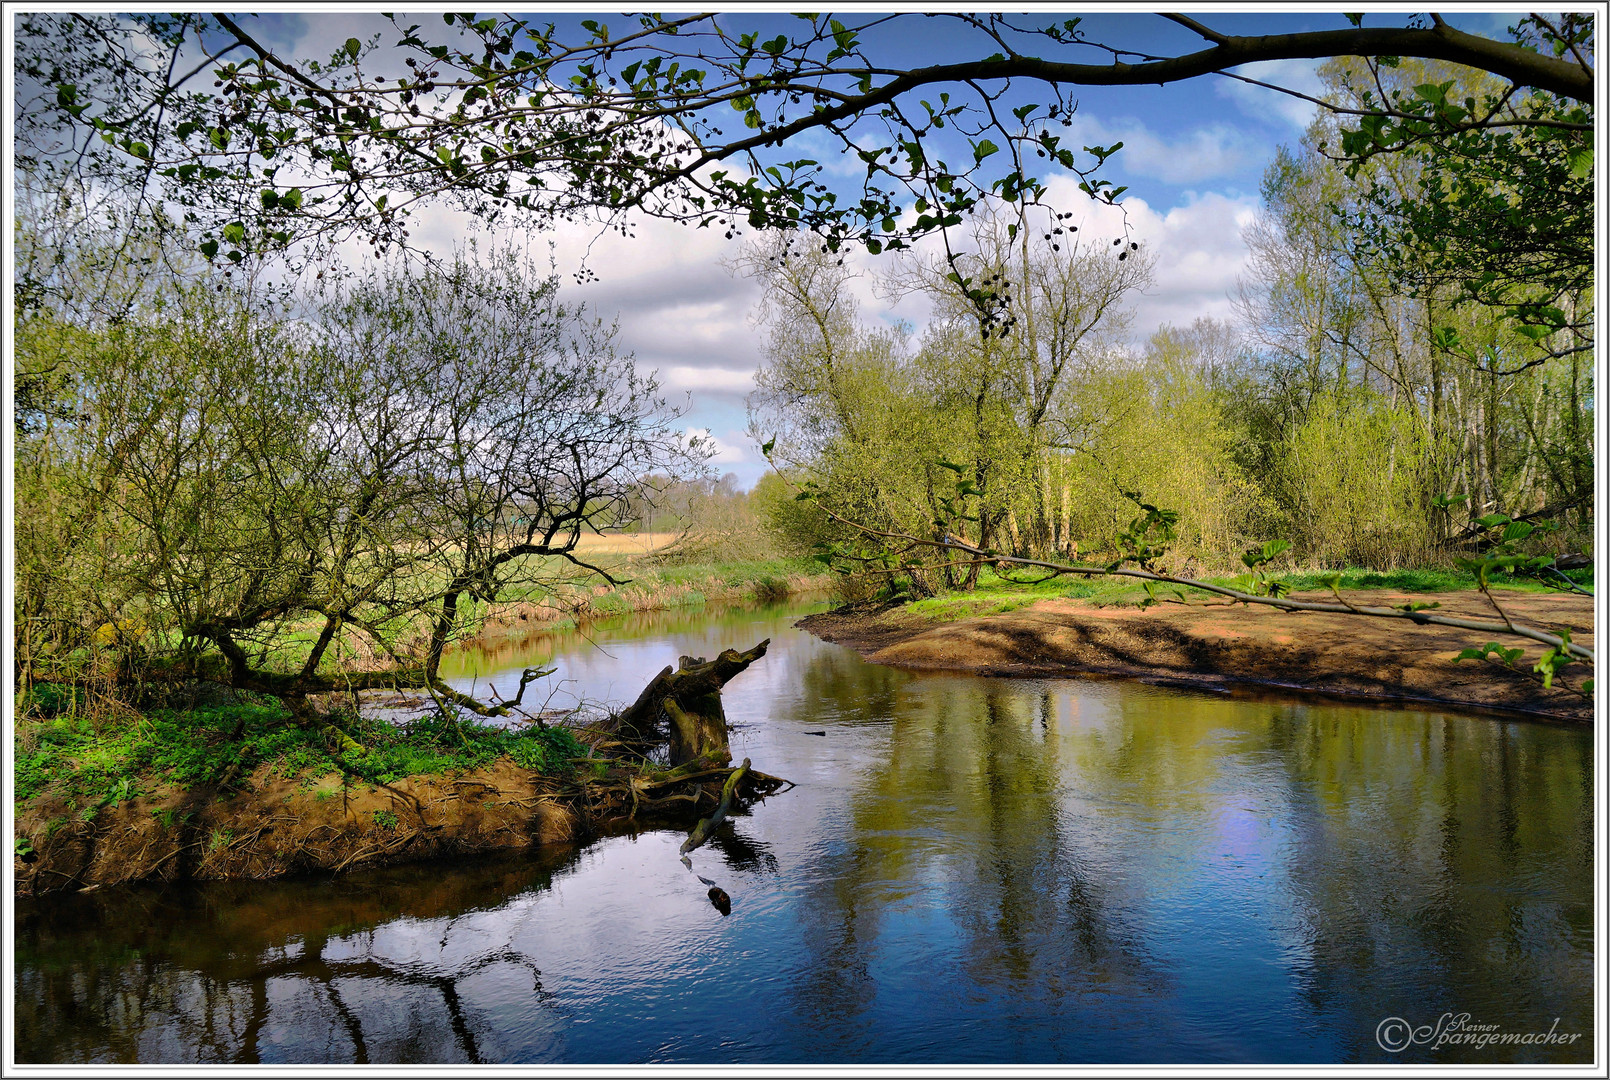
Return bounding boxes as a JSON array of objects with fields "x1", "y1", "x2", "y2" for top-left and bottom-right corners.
[{"x1": 14, "y1": 603, "x2": 1595, "y2": 1065}]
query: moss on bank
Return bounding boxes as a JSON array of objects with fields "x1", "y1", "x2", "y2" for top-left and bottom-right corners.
[{"x1": 10, "y1": 694, "x2": 770, "y2": 897}]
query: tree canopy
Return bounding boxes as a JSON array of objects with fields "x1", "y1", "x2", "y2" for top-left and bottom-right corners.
[{"x1": 14, "y1": 11, "x2": 1595, "y2": 272}]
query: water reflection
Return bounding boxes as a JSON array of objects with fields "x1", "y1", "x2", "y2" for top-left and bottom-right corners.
[
  {"x1": 14, "y1": 850, "x2": 583, "y2": 1063},
  {"x1": 434, "y1": 600, "x2": 830, "y2": 716},
  {"x1": 14, "y1": 603, "x2": 1594, "y2": 1065}
]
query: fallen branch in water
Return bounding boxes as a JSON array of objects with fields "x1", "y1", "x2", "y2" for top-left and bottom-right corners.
[{"x1": 680, "y1": 758, "x2": 749, "y2": 855}]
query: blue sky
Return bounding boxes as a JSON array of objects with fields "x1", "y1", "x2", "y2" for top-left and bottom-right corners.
[{"x1": 238, "y1": 9, "x2": 1531, "y2": 487}]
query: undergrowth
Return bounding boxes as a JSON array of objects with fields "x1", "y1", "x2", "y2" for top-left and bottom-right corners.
[{"x1": 13, "y1": 699, "x2": 587, "y2": 815}]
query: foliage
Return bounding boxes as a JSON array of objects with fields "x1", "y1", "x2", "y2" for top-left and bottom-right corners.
[
  {"x1": 11, "y1": 14, "x2": 1589, "y2": 275},
  {"x1": 746, "y1": 212, "x2": 1156, "y2": 594},
  {"x1": 1324, "y1": 15, "x2": 1593, "y2": 347},
  {"x1": 1275, "y1": 389, "x2": 1455, "y2": 567},
  {"x1": 13, "y1": 244, "x2": 703, "y2": 718},
  {"x1": 1231, "y1": 105, "x2": 1592, "y2": 556}
]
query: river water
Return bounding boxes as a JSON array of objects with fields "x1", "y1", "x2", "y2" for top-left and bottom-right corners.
[{"x1": 13, "y1": 602, "x2": 1595, "y2": 1065}]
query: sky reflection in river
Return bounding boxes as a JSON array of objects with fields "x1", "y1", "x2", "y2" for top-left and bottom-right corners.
[{"x1": 14, "y1": 602, "x2": 1594, "y2": 1065}]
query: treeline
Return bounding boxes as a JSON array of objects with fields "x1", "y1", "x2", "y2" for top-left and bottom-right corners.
[
  {"x1": 13, "y1": 239, "x2": 704, "y2": 709},
  {"x1": 746, "y1": 58, "x2": 1592, "y2": 589}
]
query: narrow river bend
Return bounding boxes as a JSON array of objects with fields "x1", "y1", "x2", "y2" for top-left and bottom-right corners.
[{"x1": 14, "y1": 602, "x2": 1594, "y2": 1064}]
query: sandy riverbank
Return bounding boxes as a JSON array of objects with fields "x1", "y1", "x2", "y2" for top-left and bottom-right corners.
[{"x1": 799, "y1": 589, "x2": 1595, "y2": 722}]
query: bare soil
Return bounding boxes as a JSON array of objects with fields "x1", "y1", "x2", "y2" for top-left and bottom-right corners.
[
  {"x1": 799, "y1": 589, "x2": 1595, "y2": 722},
  {"x1": 14, "y1": 760, "x2": 583, "y2": 899}
]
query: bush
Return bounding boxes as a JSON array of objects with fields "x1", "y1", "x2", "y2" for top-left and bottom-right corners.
[{"x1": 1277, "y1": 390, "x2": 1456, "y2": 567}]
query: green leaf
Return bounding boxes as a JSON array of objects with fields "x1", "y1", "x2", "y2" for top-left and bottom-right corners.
[
  {"x1": 222, "y1": 222, "x2": 245, "y2": 245},
  {"x1": 345, "y1": 37, "x2": 361, "y2": 58},
  {"x1": 1567, "y1": 144, "x2": 1592, "y2": 179},
  {"x1": 1475, "y1": 513, "x2": 1511, "y2": 529},
  {"x1": 199, "y1": 239, "x2": 219, "y2": 260},
  {"x1": 760, "y1": 437, "x2": 776, "y2": 457},
  {"x1": 1501, "y1": 521, "x2": 1535, "y2": 543}
]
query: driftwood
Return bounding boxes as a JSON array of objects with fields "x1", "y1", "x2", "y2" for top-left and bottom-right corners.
[
  {"x1": 614, "y1": 638, "x2": 770, "y2": 767},
  {"x1": 680, "y1": 758, "x2": 749, "y2": 855}
]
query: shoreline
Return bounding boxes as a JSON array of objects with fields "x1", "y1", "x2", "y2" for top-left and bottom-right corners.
[
  {"x1": 14, "y1": 581, "x2": 825, "y2": 899},
  {"x1": 13, "y1": 755, "x2": 742, "y2": 898},
  {"x1": 797, "y1": 588, "x2": 1595, "y2": 723},
  {"x1": 472, "y1": 569, "x2": 832, "y2": 636}
]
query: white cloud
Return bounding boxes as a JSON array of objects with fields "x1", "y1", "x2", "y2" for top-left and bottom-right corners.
[
  {"x1": 1216, "y1": 58, "x2": 1328, "y2": 132},
  {"x1": 1062, "y1": 114, "x2": 1261, "y2": 184},
  {"x1": 683, "y1": 427, "x2": 748, "y2": 464},
  {"x1": 662, "y1": 365, "x2": 754, "y2": 395},
  {"x1": 1037, "y1": 177, "x2": 1259, "y2": 336},
  {"x1": 1129, "y1": 193, "x2": 1259, "y2": 333}
]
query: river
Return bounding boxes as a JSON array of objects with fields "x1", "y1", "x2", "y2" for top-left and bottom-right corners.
[{"x1": 13, "y1": 601, "x2": 1595, "y2": 1064}]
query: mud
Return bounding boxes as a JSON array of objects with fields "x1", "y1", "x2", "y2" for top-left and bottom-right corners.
[
  {"x1": 799, "y1": 589, "x2": 1595, "y2": 722},
  {"x1": 14, "y1": 760, "x2": 590, "y2": 899}
]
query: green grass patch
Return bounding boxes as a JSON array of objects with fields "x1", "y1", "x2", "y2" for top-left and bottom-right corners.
[
  {"x1": 14, "y1": 700, "x2": 588, "y2": 814},
  {"x1": 898, "y1": 560, "x2": 1591, "y2": 620}
]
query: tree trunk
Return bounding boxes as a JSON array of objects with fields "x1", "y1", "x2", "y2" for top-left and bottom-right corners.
[{"x1": 614, "y1": 639, "x2": 770, "y2": 767}]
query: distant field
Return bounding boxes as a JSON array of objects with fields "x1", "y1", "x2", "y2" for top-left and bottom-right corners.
[{"x1": 568, "y1": 532, "x2": 682, "y2": 556}]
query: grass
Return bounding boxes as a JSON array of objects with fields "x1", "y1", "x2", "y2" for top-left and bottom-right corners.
[
  {"x1": 14, "y1": 547, "x2": 827, "y2": 818},
  {"x1": 13, "y1": 699, "x2": 589, "y2": 816},
  {"x1": 480, "y1": 554, "x2": 830, "y2": 628},
  {"x1": 898, "y1": 562, "x2": 1593, "y2": 622}
]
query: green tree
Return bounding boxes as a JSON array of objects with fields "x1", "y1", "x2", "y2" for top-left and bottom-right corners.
[{"x1": 14, "y1": 246, "x2": 702, "y2": 720}]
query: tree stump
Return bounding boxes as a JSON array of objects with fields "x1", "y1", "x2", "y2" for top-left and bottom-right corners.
[{"x1": 614, "y1": 639, "x2": 769, "y2": 767}]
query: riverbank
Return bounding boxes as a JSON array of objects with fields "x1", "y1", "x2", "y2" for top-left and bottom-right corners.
[
  {"x1": 799, "y1": 588, "x2": 1595, "y2": 722},
  {"x1": 12, "y1": 697, "x2": 770, "y2": 898},
  {"x1": 473, "y1": 557, "x2": 832, "y2": 635}
]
